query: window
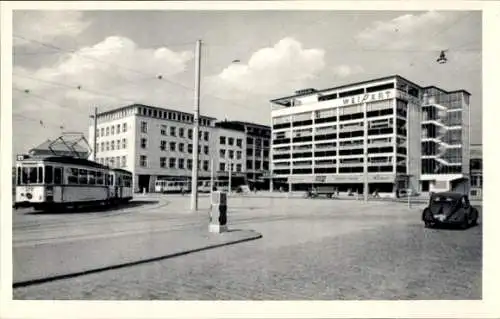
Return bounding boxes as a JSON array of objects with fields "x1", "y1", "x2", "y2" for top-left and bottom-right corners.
[
  {"x1": 247, "y1": 148, "x2": 253, "y2": 156},
  {"x1": 44, "y1": 165, "x2": 53, "y2": 184},
  {"x1": 117, "y1": 124, "x2": 121, "y2": 134},
  {"x1": 101, "y1": 142, "x2": 104, "y2": 152},
  {"x1": 236, "y1": 138, "x2": 242, "y2": 147},
  {"x1": 54, "y1": 167, "x2": 62, "y2": 184},
  {"x1": 178, "y1": 159, "x2": 185, "y2": 169},
  {"x1": 101, "y1": 128, "x2": 104, "y2": 137},
  {"x1": 106, "y1": 127, "x2": 110, "y2": 136},
  {"x1": 247, "y1": 160, "x2": 253, "y2": 169},
  {"x1": 96, "y1": 129, "x2": 99, "y2": 138},
  {"x1": 116, "y1": 157, "x2": 120, "y2": 168},
  {"x1": 236, "y1": 151, "x2": 242, "y2": 159},
  {"x1": 170, "y1": 142, "x2": 176, "y2": 151},
  {"x1": 116, "y1": 140, "x2": 120, "y2": 150},
  {"x1": 263, "y1": 140, "x2": 269, "y2": 147},
  {"x1": 160, "y1": 157, "x2": 167, "y2": 168},
  {"x1": 141, "y1": 121, "x2": 148, "y2": 133},
  {"x1": 111, "y1": 126, "x2": 115, "y2": 135},
  {"x1": 106, "y1": 141, "x2": 110, "y2": 151},
  {"x1": 67, "y1": 168, "x2": 78, "y2": 184},
  {"x1": 122, "y1": 156, "x2": 126, "y2": 167},
  {"x1": 140, "y1": 156, "x2": 147, "y2": 167},
  {"x1": 263, "y1": 161, "x2": 269, "y2": 170},
  {"x1": 161, "y1": 125, "x2": 167, "y2": 136},
  {"x1": 187, "y1": 159, "x2": 193, "y2": 169},
  {"x1": 122, "y1": 138, "x2": 127, "y2": 149},
  {"x1": 204, "y1": 145, "x2": 209, "y2": 155},
  {"x1": 170, "y1": 126, "x2": 176, "y2": 136},
  {"x1": 188, "y1": 129, "x2": 193, "y2": 139},
  {"x1": 220, "y1": 149, "x2": 226, "y2": 158},
  {"x1": 247, "y1": 137, "x2": 253, "y2": 144},
  {"x1": 141, "y1": 138, "x2": 147, "y2": 149},
  {"x1": 123, "y1": 123, "x2": 127, "y2": 132},
  {"x1": 169, "y1": 158, "x2": 176, "y2": 168},
  {"x1": 160, "y1": 140, "x2": 167, "y2": 151},
  {"x1": 219, "y1": 163, "x2": 225, "y2": 171},
  {"x1": 179, "y1": 143, "x2": 185, "y2": 152},
  {"x1": 78, "y1": 169, "x2": 88, "y2": 184},
  {"x1": 96, "y1": 171, "x2": 104, "y2": 185},
  {"x1": 203, "y1": 160, "x2": 209, "y2": 171},
  {"x1": 236, "y1": 164, "x2": 242, "y2": 172},
  {"x1": 188, "y1": 144, "x2": 193, "y2": 154},
  {"x1": 204, "y1": 131, "x2": 209, "y2": 141},
  {"x1": 111, "y1": 140, "x2": 115, "y2": 151},
  {"x1": 220, "y1": 136, "x2": 226, "y2": 145},
  {"x1": 228, "y1": 137, "x2": 234, "y2": 146},
  {"x1": 229, "y1": 150, "x2": 234, "y2": 159},
  {"x1": 179, "y1": 127, "x2": 185, "y2": 138}
]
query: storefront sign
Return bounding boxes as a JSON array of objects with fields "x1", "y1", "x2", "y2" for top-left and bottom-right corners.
[
  {"x1": 288, "y1": 174, "x2": 395, "y2": 184},
  {"x1": 342, "y1": 90, "x2": 394, "y2": 106}
]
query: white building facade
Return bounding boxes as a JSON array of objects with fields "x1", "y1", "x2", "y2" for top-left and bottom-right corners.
[
  {"x1": 89, "y1": 104, "x2": 216, "y2": 192},
  {"x1": 270, "y1": 75, "x2": 471, "y2": 195}
]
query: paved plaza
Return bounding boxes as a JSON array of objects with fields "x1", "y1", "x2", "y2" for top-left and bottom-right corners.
[{"x1": 12, "y1": 193, "x2": 482, "y2": 300}]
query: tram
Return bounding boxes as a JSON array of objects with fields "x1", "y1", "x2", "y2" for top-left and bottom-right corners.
[
  {"x1": 154, "y1": 179, "x2": 191, "y2": 193},
  {"x1": 14, "y1": 155, "x2": 133, "y2": 211}
]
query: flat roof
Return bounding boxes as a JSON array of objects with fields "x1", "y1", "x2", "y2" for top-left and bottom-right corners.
[
  {"x1": 270, "y1": 74, "x2": 471, "y2": 104},
  {"x1": 97, "y1": 103, "x2": 217, "y2": 120},
  {"x1": 216, "y1": 120, "x2": 270, "y2": 130}
]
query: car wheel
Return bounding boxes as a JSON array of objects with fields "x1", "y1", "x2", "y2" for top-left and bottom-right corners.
[
  {"x1": 424, "y1": 220, "x2": 433, "y2": 228},
  {"x1": 461, "y1": 215, "x2": 469, "y2": 229},
  {"x1": 471, "y1": 208, "x2": 479, "y2": 226}
]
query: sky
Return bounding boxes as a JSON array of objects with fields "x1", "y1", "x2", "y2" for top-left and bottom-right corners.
[{"x1": 11, "y1": 10, "x2": 482, "y2": 156}]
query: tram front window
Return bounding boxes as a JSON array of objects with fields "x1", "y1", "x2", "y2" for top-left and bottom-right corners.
[{"x1": 21, "y1": 166, "x2": 42, "y2": 184}]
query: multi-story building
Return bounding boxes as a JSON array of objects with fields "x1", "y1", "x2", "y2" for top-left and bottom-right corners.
[
  {"x1": 210, "y1": 124, "x2": 246, "y2": 186},
  {"x1": 88, "y1": 104, "x2": 216, "y2": 192},
  {"x1": 469, "y1": 144, "x2": 482, "y2": 198},
  {"x1": 214, "y1": 121, "x2": 271, "y2": 189},
  {"x1": 270, "y1": 75, "x2": 471, "y2": 195}
]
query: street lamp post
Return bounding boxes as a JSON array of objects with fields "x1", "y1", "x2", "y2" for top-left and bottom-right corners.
[{"x1": 190, "y1": 39, "x2": 202, "y2": 212}]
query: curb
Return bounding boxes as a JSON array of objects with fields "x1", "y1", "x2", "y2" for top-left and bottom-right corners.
[{"x1": 13, "y1": 230, "x2": 262, "y2": 289}]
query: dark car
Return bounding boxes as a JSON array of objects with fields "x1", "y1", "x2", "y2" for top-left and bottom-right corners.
[{"x1": 422, "y1": 192, "x2": 479, "y2": 229}]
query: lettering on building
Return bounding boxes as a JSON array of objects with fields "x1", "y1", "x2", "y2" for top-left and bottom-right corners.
[{"x1": 342, "y1": 90, "x2": 393, "y2": 106}]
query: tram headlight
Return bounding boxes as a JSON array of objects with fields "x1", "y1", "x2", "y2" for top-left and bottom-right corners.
[{"x1": 26, "y1": 193, "x2": 32, "y2": 199}]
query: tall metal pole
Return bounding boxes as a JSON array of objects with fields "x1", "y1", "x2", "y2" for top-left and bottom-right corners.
[
  {"x1": 363, "y1": 103, "x2": 369, "y2": 202},
  {"x1": 190, "y1": 39, "x2": 202, "y2": 212},
  {"x1": 210, "y1": 158, "x2": 215, "y2": 194},
  {"x1": 408, "y1": 105, "x2": 412, "y2": 208},
  {"x1": 92, "y1": 107, "x2": 98, "y2": 161},
  {"x1": 228, "y1": 162, "x2": 232, "y2": 194}
]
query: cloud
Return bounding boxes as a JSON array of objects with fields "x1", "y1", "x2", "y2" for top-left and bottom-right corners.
[
  {"x1": 205, "y1": 37, "x2": 325, "y2": 99},
  {"x1": 356, "y1": 11, "x2": 450, "y2": 50},
  {"x1": 14, "y1": 11, "x2": 91, "y2": 46},
  {"x1": 332, "y1": 65, "x2": 364, "y2": 78},
  {"x1": 12, "y1": 36, "x2": 194, "y2": 154}
]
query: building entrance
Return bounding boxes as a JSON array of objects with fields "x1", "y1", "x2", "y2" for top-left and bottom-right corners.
[{"x1": 138, "y1": 174, "x2": 151, "y2": 193}]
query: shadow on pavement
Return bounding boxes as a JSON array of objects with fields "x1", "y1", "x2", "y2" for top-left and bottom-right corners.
[{"x1": 25, "y1": 200, "x2": 160, "y2": 215}]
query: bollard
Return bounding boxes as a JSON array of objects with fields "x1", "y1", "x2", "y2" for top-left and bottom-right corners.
[{"x1": 209, "y1": 191, "x2": 228, "y2": 233}]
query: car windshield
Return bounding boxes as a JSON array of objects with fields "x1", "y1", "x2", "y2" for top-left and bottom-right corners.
[{"x1": 432, "y1": 196, "x2": 457, "y2": 203}]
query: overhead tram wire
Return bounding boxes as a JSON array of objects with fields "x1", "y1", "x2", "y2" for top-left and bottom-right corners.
[
  {"x1": 13, "y1": 34, "x2": 195, "y2": 92},
  {"x1": 13, "y1": 40, "x2": 196, "y2": 57}
]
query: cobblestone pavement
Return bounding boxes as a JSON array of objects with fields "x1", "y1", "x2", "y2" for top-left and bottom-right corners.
[{"x1": 13, "y1": 196, "x2": 482, "y2": 300}]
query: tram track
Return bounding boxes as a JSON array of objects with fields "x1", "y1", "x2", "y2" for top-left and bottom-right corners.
[
  {"x1": 13, "y1": 200, "x2": 174, "y2": 231},
  {"x1": 13, "y1": 212, "x2": 297, "y2": 248}
]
